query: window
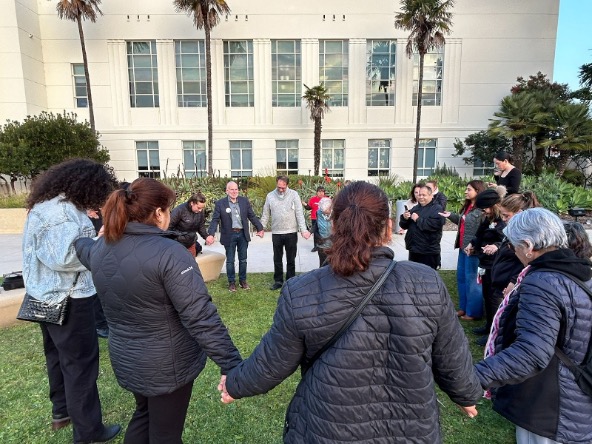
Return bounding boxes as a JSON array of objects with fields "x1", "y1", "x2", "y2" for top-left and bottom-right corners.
[
  {"x1": 72, "y1": 64, "x2": 88, "y2": 108},
  {"x1": 136, "y1": 141, "x2": 160, "y2": 178},
  {"x1": 413, "y1": 48, "x2": 444, "y2": 106},
  {"x1": 230, "y1": 140, "x2": 252, "y2": 177},
  {"x1": 322, "y1": 139, "x2": 345, "y2": 178},
  {"x1": 276, "y1": 140, "x2": 299, "y2": 175},
  {"x1": 272, "y1": 40, "x2": 301, "y2": 107},
  {"x1": 366, "y1": 40, "x2": 396, "y2": 106},
  {"x1": 127, "y1": 41, "x2": 159, "y2": 107},
  {"x1": 183, "y1": 141, "x2": 207, "y2": 178},
  {"x1": 175, "y1": 40, "x2": 206, "y2": 107},
  {"x1": 224, "y1": 40, "x2": 254, "y2": 107},
  {"x1": 473, "y1": 159, "x2": 495, "y2": 177},
  {"x1": 319, "y1": 40, "x2": 348, "y2": 106},
  {"x1": 416, "y1": 139, "x2": 437, "y2": 177},
  {"x1": 368, "y1": 139, "x2": 391, "y2": 176}
]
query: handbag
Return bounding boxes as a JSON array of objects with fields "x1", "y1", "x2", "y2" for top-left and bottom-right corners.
[{"x1": 16, "y1": 273, "x2": 80, "y2": 326}]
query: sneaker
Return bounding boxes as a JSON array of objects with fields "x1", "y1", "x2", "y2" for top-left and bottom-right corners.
[
  {"x1": 472, "y1": 326, "x2": 488, "y2": 335},
  {"x1": 269, "y1": 282, "x2": 283, "y2": 290},
  {"x1": 96, "y1": 328, "x2": 109, "y2": 339},
  {"x1": 475, "y1": 336, "x2": 489, "y2": 347},
  {"x1": 239, "y1": 281, "x2": 250, "y2": 290},
  {"x1": 228, "y1": 283, "x2": 237, "y2": 292},
  {"x1": 79, "y1": 424, "x2": 122, "y2": 443}
]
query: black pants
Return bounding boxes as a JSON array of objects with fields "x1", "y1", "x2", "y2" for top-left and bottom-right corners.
[
  {"x1": 311, "y1": 219, "x2": 320, "y2": 248},
  {"x1": 408, "y1": 252, "x2": 440, "y2": 270},
  {"x1": 41, "y1": 296, "x2": 103, "y2": 443},
  {"x1": 93, "y1": 294, "x2": 108, "y2": 330},
  {"x1": 124, "y1": 381, "x2": 194, "y2": 444},
  {"x1": 272, "y1": 233, "x2": 298, "y2": 284},
  {"x1": 483, "y1": 270, "x2": 504, "y2": 330}
]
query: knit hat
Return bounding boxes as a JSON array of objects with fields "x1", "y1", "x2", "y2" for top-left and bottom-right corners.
[{"x1": 475, "y1": 189, "x2": 501, "y2": 209}]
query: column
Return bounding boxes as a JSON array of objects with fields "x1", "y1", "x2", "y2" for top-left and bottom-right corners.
[
  {"x1": 395, "y1": 40, "x2": 413, "y2": 125},
  {"x1": 210, "y1": 39, "x2": 225, "y2": 126},
  {"x1": 156, "y1": 39, "x2": 177, "y2": 126},
  {"x1": 348, "y1": 38, "x2": 366, "y2": 125},
  {"x1": 441, "y1": 38, "x2": 462, "y2": 124},
  {"x1": 253, "y1": 38, "x2": 272, "y2": 125},
  {"x1": 107, "y1": 40, "x2": 130, "y2": 127},
  {"x1": 300, "y1": 38, "x2": 319, "y2": 124}
]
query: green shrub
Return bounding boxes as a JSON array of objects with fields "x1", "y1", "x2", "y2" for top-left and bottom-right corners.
[{"x1": 0, "y1": 193, "x2": 27, "y2": 208}]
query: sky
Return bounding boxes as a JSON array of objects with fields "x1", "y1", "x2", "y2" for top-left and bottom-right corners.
[{"x1": 553, "y1": 0, "x2": 592, "y2": 91}]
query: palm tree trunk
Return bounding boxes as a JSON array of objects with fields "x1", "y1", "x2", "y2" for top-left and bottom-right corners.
[
  {"x1": 413, "y1": 53, "x2": 425, "y2": 184},
  {"x1": 204, "y1": 17, "x2": 214, "y2": 177},
  {"x1": 512, "y1": 137, "x2": 524, "y2": 171},
  {"x1": 556, "y1": 150, "x2": 571, "y2": 177},
  {"x1": 77, "y1": 16, "x2": 95, "y2": 132},
  {"x1": 314, "y1": 116, "x2": 322, "y2": 176},
  {"x1": 534, "y1": 138, "x2": 545, "y2": 175}
]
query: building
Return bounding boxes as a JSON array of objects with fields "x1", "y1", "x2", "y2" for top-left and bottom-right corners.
[{"x1": 1, "y1": 0, "x2": 559, "y2": 181}]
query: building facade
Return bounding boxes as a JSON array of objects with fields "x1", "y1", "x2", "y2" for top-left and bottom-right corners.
[{"x1": 1, "y1": 0, "x2": 559, "y2": 181}]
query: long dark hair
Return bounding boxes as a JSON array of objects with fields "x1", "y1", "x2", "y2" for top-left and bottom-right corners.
[
  {"x1": 26, "y1": 158, "x2": 117, "y2": 211},
  {"x1": 461, "y1": 180, "x2": 486, "y2": 212},
  {"x1": 102, "y1": 178, "x2": 176, "y2": 243},
  {"x1": 326, "y1": 182, "x2": 390, "y2": 276}
]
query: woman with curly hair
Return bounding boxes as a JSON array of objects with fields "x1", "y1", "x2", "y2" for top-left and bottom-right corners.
[{"x1": 22, "y1": 159, "x2": 120, "y2": 443}]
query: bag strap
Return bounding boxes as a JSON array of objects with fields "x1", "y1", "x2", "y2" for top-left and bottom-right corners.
[
  {"x1": 301, "y1": 260, "x2": 397, "y2": 375},
  {"x1": 533, "y1": 268, "x2": 592, "y2": 373}
]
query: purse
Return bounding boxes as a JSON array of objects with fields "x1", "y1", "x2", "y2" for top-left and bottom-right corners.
[{"x1": 16, "y1": 273, "x2": 80, "y2": 326}]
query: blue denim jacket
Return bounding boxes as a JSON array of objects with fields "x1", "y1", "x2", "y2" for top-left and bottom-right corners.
[{"x1": 22, "y1": 195, "x2": 96, "y2": 303}]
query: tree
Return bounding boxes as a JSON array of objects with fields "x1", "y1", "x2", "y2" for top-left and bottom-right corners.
[
  {"x1": 173, "y1": 0, "x2": 231, "y2": 176},
  {"x1": 395, "y1": 0, "x2": 454, "y2": 183},
  {"x1": 579, "y1": 62, "x2": 592, "y2": 91},
  {"x1": 56, "y1": 0, "x2": 102, "y2": 132},
  {"x1": 0, "y1": 112, "x2": 109, "y2": 193},
  {"x1": 453, "y1": 131, "x2": 511, "y2": 166},
  {"x1": 303, "y1": 84, "x2": 331, "y2": 176}
]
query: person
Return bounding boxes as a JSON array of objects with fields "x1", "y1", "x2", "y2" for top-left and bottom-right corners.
[
  {"x1": 439, "y1": 180, "x2": 486, "y2": 319},
  {"x1": 426, "y1": 179, "x2": 448, "y2": 210},
  {"x1": 168, "y1": 192, "x2": 208, "y2": 256},
  {"x1": 219, "y1": 182, "x2": 481, "y2": 443},
  {"x1": 490, "y1": 151, "x2": 521, "y2": 194},
  {"x1": 315, "y1": 196, "x2": 332, "y2": 267},
  {"x1": 206, "y1": 181, "x2": 264, "y2": 292},
  {"x1": 399, "y1": 184, "x2": 445, "y2": 269},
  {"x1": 261, "y1": 176, "x2": 311, "y2": 290},
  {"x1": 75, "y1": 178, "x2": 242, "y2": 443},
  {"x1": 397, "y1": 182, "x2": 423, "y2": 235},
  {"x1": 564, "y1": 221, "x2": 592, "y2": 259},
  {"x1": 464, "y1": 188, "x2": 507, "y2": 328},
  {"x1": 474, "y1": 208, "x2": 592, "y2": 444},
  {"x1": 21, "y1": 159, "x2": 121, "y2": 443},
  {"x1": 302, "y1": 186, "x2": 326, "y2": 252},
  {"x1": 86, "y1": 208, "x2": 109, "y2": 339}
]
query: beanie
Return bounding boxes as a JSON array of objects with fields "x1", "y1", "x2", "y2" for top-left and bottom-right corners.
[{"x1": 475, "y1": 189, "x2": 501, "y2": 209}]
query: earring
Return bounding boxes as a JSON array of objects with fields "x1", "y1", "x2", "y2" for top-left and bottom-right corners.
[{"x1": 526, "y1": 252, "x2": 533, "y2": 258}]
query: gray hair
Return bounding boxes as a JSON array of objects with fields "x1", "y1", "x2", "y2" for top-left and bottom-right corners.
[
  {"x1": 503, "y1": 207, "x2": 567, "y2": 250},
  {"x1": 318, "y1": 197, "x2": 332, "y2": 213}
]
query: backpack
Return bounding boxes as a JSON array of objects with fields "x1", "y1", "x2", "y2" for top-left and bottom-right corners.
[{"x1": 536, "y1": 268, "x2": 592, "y2": 397}]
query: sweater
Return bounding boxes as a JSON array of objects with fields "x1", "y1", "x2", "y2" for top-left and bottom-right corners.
[{"x1": 260, "y1": 188, "x2": 307, "y2": 234}]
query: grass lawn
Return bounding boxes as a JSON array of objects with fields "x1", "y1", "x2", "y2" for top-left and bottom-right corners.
[{"x1": 0, "y1": 271, "x2": 514, "y2": 443}]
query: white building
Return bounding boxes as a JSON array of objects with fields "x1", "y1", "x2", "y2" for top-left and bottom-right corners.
[{"x1": 1, "y1": 0, "x2": 559, "y2": 181}]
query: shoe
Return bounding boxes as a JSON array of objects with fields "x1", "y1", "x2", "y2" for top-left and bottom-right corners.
[
  {"x1": 51, "y1": 414, "x2": 71, "y2": 431},
  {"x1": 456, "y1": 310, "x2": 466, "y2": 317},
  {"x1": 311, "y1": 247, "x2": 318, "y2": 252},
  {"x1": 228, "y1": 283, "x2": 237, "y2": 292},
  {"x1": 475, "y1": 336, "x2": 489, "y2": 346},
  {"x1": 270, "y1": 282, "x2": 283, "y2": 290},
  {"x1": 460, "y1": 315, "x2": 481, "y2": 321},
  {"x1": 472, "y1": 326, "x2": 488, "y2": 335},
  {"x1": 239, "y1": 281, "x2": 250, "y2": 290},
  {"x1": 96, "y1": 328, "x2": 109, "y2": 339},
  {"x1": 78, "y1": 424, "x2": 121, "y2": 443}
]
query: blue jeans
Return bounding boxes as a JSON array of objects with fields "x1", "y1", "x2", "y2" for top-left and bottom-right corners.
[
  {"x1": 456, "y1": 250, "x2": 483, "y2": 318},
  {"x1": 225, "y1": 231, "x2": 248, "y2": 283}
]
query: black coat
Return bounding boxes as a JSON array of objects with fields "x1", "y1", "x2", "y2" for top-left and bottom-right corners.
[
  {"x1": 168, "y1": 201, "x2": 209, "y2": 248},
  {"x1": 490, "y1": 238, "x2": 522, "y2": 291},
  {"x1": 208, "y1": 196, "x2": 263, "y2": 246},
  {"x1": 470, "y1": 217, "x2": 506, "y2": 269},
  {"x1": 75, "y1": 223, "x2": 242, "y2": 396},
  {"x1": 225, "y1": 247, "x2": 482, "y2": 443},
  {"x1": 399, "y1": 200, "x2": 445, "y2": 254}
]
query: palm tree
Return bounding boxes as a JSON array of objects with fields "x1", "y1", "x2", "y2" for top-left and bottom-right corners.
[
  {"x1": 56, "y1": 0, "x2": 102, "y2": 132},
  {"x1": 174, "y1": 0, "x2": 231, "y2": 176},
  {"x1": 303, "y1": 84, "x2": 331, "y2": 176},
  {"x1": 489, "y1": 92, "x2": 541, "y2": 171},
  {"x1": 395, "y1": 0, "x2": 454, "y2": 183},
  {"x1": 579, "y1": 62, "x2": 592, "y2": 91}
]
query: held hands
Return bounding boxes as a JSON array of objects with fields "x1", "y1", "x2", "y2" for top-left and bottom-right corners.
[
  {"x1": 256, "y1": 230, "x2": 265, "y2": 238},
  {"x1": 218, "y1": 375, "x2": 235, "y2": 404},
  {"x1": 206, "y1": 235, "x2": 215, "y2": 246},
  {"x1": 301, "y1": 230, "x2": 311, "y2": 240},
  {"x1": 438, "y1": 211, "x2": 451, "y2": 218},
  {"x1": 458, "y1": 404, "x2": 478, "y2": 418},
  {"x1": 481, "y1": 244, "x2": 498, "y2": 255}
]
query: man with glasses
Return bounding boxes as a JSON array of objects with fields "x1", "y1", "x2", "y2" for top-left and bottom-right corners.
[
  {"x1": 169, "y1": 192, "x2": 209, "y2": 256},
  {"x1": 207, "y1": 182, "x2": 264, "y2": 292}
]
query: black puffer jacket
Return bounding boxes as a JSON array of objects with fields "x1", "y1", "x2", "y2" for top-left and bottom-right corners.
[
  {"x1": 225, "y1": 247, "x2": 482, "y2": 443},
  {"x1": 475, "y1": 249, "x2": 592, "y2": 442},
  {"x1": 168, "y1": 201, "x2": 209, "y2": 248},
  {"x1": 399, "y1": 201, "x2": 445, "y2": 254},
  {"x1": 75, "y1": 223, "x2": 242, "y2": 396}
]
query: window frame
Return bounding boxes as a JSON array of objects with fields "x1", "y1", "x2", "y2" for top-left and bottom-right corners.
[
  {"x1": 136, "y1": 141, "x2": 161, "y2": 178},
  {"x1": 175, "y1": 40, "x2": 206, "y2": 108},
  {"x1": 321, "y1": 139, "x2": 345, "y2": 178},
  {"x1": 183, "y1": 140, "x2": 207, "y2": 178},
  {"x1": 230, "y1": 140, "x2": 253, "y2": 177},
  {"x1": 224, "y1": 40, "x2": 254, "y2": 107},
  {"x1": 412, "y1": 48, "x2": 444, "y2": 107},
  {"x1": 366, "y1": 40, "x2": 396, "y2": 106},
  {"x1": 276, "y1": 140, "x2": 299, "y2": 175},
  {"x1": 319, "y1": 40, "x2": 348, "y2": 107},
  {"x1": 473, "y1": 159, "x2": 495, "y2": 177},
  {"x1": 272, "y1": 40, "x2": 302, "y2": 107},
  {"x1": 72, "y1": 63, "x2": 88, "y2": 108},
  {"x1": 127, "y1": 40, "x2": 159, "y2": 108},
  {"x1": 416, "y1": 139, "x2": 437, "y2": 177},
  {"x1": 368, "y1": 139, "x2": 391, "y2": 177}
]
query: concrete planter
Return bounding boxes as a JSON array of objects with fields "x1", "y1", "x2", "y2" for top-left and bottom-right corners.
[
  {"x1": 0, "y1": 208, "x2": 26, "y2": 234},
  {"x1": 0, "y1": 288, "x2": 25, "y2": 328}
]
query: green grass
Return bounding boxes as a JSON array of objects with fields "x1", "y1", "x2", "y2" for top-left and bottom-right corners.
[
  {"x1": 0, "y1": 193, "x2": 27, "y2": 208},
  {"x1": 0, "y1": 272, "x2": 514, "y2": 443}
]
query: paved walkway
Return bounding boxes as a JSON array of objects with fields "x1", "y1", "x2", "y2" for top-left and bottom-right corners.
[{"x1": 1, "y1": 231, "x2": 460, "y2": 278}]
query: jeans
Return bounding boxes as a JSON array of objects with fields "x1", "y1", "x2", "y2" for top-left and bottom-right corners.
[
  {"x1": 272, "y1": 232, "x2": 298, "y2": 284},
  {"x1": 516, "y1": 426, "x2": 561, "y2": 444},
  {"x1": 225, "y1": 231, "x2": 249, "y2": 283},
  {"x1": 457, "y1": 250, "x2": 483, "y2": 318}
]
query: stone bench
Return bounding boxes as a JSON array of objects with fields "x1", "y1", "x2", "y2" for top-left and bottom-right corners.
[
  {"x1": 196, "y1": 250, "x2": 225, "y2": 282},
  {"x1": 0, "y1": 208, "x2": 27, "y2": 234}
]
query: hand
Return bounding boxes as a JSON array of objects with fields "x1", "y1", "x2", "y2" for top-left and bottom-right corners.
[
  {"x1": 503, "y1": 282, "x2": 515, "y2": 296},
  {"x1": 410, "y1": 213, "x2": 419, "y2": 222},
  {"x1": 458, "y1": 404, "x2": 478, "y2": 418},
  {"x1": 301, "y1": 230, "x2": 311, "y2": 240},
  {"x1": 217, "y1": 375, "x2": 235, "y2": 404},
  {"x1": 206, "y1": 235, "x2": 215, "y2": 246},
  {"x1": 481, "y1": 244, "x2": 498, "y2": 255},
  {"x1": 464, "y1": 243, "x2": 474, "y2": 256},
  {"x1": 86, "y1": 209, "x2": 100, "y2": 219},
  {"x1": 403, "y1": 211, "x2": 411, "y2": 220},
  {"x1": 256, "y1": 230, "x2": 264, "y2": 238},
  {"x1": 97, "y1": 226, "x2": 105, "y2": 237},
  {"x1": 438, "y1": 211, "x2": 451, "y2": 218}
]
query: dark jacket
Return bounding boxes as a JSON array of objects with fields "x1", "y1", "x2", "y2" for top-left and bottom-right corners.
[
  {"x1": 448, "y1": 205, "x2": 483, "y2": 250},
  {"x1": 399, "y1": 200, "x2": 445, "y2": 254},
  {"x1": 475, "y1": 249, "x2": 592, "y2": 442},
  {"x1": 490, "y1": 238, "x2": 522, "y2": 291},
  {"x1": 75, "y1": 223, "x2": 242, "y2": 397},
  {"x1": 168, "y1": 201, "x2": 209, "y2": 248},
  {"x1": 494, "y1": 168, "x2": 521, "y2": 194},
  {"x1": 208, "y1": 196, "x2": 263, "y2": 246},
  {"x1": 225, "y1": 247, "x2": 482, "y2": 443},
  {"x1": 432, "y1": 191, "x2": 448, "y2": 211},
  {"x1": 470, "y1": 217, "x2": 505, "y2": 269}
]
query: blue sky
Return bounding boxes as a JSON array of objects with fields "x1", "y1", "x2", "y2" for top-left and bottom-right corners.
[{"x1": 554, "y1": 0, "x2": 592, "y2": 90}]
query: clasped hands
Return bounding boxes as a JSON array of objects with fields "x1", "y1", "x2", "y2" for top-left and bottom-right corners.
[{"x1": 218, "y1": 375, "x2": 235, "y2": 404}]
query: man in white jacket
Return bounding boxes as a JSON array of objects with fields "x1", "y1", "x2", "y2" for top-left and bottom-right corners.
[{"x1": 261, "y1": 176, "x2": 310, "y2": 290}]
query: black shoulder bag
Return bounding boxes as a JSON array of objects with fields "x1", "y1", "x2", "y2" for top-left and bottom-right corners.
[
  {"x1": 300, "y1": 260, "x2": 397, "y2": 375},
  {"x1": 534, "y1": 268, "x2": 592, "y2": 397}
]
